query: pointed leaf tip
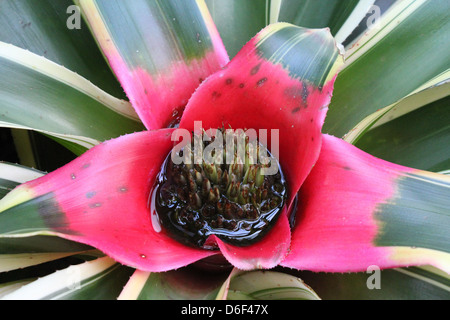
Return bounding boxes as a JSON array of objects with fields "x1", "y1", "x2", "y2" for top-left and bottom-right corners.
[{"x1": 79, "y1": 0, "x2": 229, "y2": 129}]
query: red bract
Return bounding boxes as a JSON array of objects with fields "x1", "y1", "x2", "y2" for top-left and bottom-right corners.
[{"x1": 1, "y1": 23, "x2": 448, "y2": 274}]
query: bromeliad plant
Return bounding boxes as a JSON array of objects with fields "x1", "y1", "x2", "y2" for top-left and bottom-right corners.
[{"x1": 0, "y1": 0, "x2": 449, "y2": 300}]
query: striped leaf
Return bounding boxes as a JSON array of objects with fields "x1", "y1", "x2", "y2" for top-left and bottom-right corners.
[
  {"x1": 220, "y1": 269, "x2": 320, "y2": 300},
  {"x1": 207, "y1": 0, "x2": 377, "y2": 58},
  {"x1": 119, "y1": 266, "x2": 227, "y2": 300},
  {"x1": 294, "y1": 265, "x2": 450, "y2": 299},
  {"x1": 343, "y1": 70, "x2": 450, "y2": 145},
  {"x1": 1, "y1": 256, "x2": 133, "y2": 300},
  {"x1": 274, "y1": 0, "x2": 376, "y2": 44},
  {"x1": 0, "y1": 162, "x2": 95, "y2": 270},
  {"x1": 354, "y1": 76, "x2": 450, "y2": 172},
  {"x1": 0, "y1": 42, "x2": 144, "y2": 152},
  {"x1": 77, "y1": 0, "x2": 229, "y2": 129},
  {"x1": 0, "y1": 162, "x2": 44, "y2": 200},
  {"x1": 324, "y1": 0, "x2": 450, "y2": 137},
  {"x1": 0, "y1": 0, "x2": 125, "y2": 98},
  {"x1": 205, "y1": 0, "x2": 270, "y2": 58}
]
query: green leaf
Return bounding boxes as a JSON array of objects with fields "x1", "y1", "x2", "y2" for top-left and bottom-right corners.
[
  {"x1": 324, "y1": 0, "x2": 450, "y2": 137},
  {"x1": 77, "y1": 0, "x2": 229, "y2": 129},
  {"x1": 0, "y1": 0, "x2": 125, "y2": 98},
  {"x1": 0, "y1": 162, "x2": 95, "y2": 270},
  {"x1": 0, "y1": 162, "x2": 44, "y2": 200},
  {"x1": 355, "y1": 82, "x2": 450, "y2": 172},
  {"x1": 225, "y1": 270, "x2": 321, "y2": 300},
  {"x1": 206, "y1": 0, "x2": 270, "y2": 58},
  {"x1": 205, "y1": 0, "x2": 373, "y2": 58},
  {"x1": 374, "y1": 170, "x2": 450, "y2": 256},
  {"x1": 118, "y1": 266, "x2": 228, "y2": 300},
  {"x1": 0, "y1": 252, "x2": 84, "y2": 273},
  {"x1": 254, "y1": 23, "x2": 344, "y2": 87},
  {"x1": 0, "y1": 256, "x2": 133, "y2": 300},
  {"x1": 275, "y1": 0, "x2": 372, "y2": 43},
  {"x1": 343, "y1": 70, "x2": 450, "y2": 145},
  {"x1": 0, "y1": 41, "x2": 145, "y2": 151},
  {"x1": 291, "y1": 265, "x2": 450, "y2": 299}
]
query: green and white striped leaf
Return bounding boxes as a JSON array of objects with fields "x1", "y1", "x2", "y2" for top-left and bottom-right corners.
[
  {"x1": 206, "y1": 0, "x2": 270, "y2": 58},
  {"x1": 0, "y1": 280, "x2": 34, "y2": 299},
  {"x1": 273, "y1": 0, "x2": 376, "y2": 44},
  {"x1": 0, "y1": 162, "x2": 94, "y2": 266},
  {"x1": 0, "y1": 41, "x2": 144, "y2": 153},
  {"x1": 354, "y1": 79, "x2": 450, "y2": 172},
  {"x1": 294, "y1": 265, "x2": 450, "y2": 299},
  {"x1": 77, "y1": 0, "x2": 229, "y2": 130},
  {"x1": 206, "y1": 0, "x2": 375, "y2": 58},
  {"x1": 118, "y1": 267, "x2": 227, "y2": 300},
  {"x1": 0, "y1": 162, "x2": 44, "y2": 200},
  {"x1": 0, "y1": 0, "x2": 125, "y2": 98},
  {"x1": 225, "y1": 270, "x2": 321, "y2": 300},
  {"x1": 0, "y1": 252, "x2": 83, "y2": 273},
  {"x1": 119, "y1": 268, "x2": 321, "y2": 300},
  {"x1": 343, "y1": 70, "x2": 450, "y2": 145},
  {"x1": 1, "y1": 256, "x2": 133, "y2": 300},
  {"x1": 324, "y1": 0, "x2": 450, "y2": 137}
]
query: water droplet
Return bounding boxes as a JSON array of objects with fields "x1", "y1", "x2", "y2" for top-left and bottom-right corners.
[
  {"x1": 256, "y1": 77, "x2": 267, "y2": 87},
  {"x1": 86, "y1": 191, "x2": 96, "y2": 199},
  {"x1": 149, "y1": 188, "x2": 162, "y2": 233}
]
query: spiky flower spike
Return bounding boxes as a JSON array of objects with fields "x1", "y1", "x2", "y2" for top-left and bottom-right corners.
[{"x1": 152, "y1": 129, "x2": 287, "y2": 248}]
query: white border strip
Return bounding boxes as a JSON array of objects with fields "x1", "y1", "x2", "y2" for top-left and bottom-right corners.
[
  {"x1": 344, "y1": 0, "x2": 426, "y2": 65},
  {"x1": 0, "y1": 41, "x2": 140, "y2": 121}
]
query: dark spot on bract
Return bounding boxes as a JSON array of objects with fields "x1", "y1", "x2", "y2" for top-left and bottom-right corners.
[
  {"x1": 239, "y1": 83, "x2": 245, "y2": 88},
  {"x1": 86, "y1": 191, "x2": 96, "y2": 199},
  {"x1": 225, "y1": 78, "x2": 233, "y2": 85},
  {"x1": 199, "y1": 77, "x2": 204, "y2": 83},
  {"x1": 256, "y1": 77, "x2": 267, "y2": 87},
  {"x1": 292, "y1": 107, "x2": 301, "y2": 113},
  {"x1": 82, "y1": 163, "x2": 91, "y2": 169},
  {"x1": 343, "y1": 166, "x2": 352, "y2": 171},
  {"x1": 302, "y1": 83, "x2": 309, "y2": 107},
  {"x1": 212, "y1": 91, "x2": 222, "y2": 99},
  {"x1": 250, "y1": 63, "x2": 261, "y2": 75}
]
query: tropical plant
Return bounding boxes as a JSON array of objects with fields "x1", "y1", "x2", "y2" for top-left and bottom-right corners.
[{"x1": 0, "y1": 0, "x2": 449, "y2": 300}]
